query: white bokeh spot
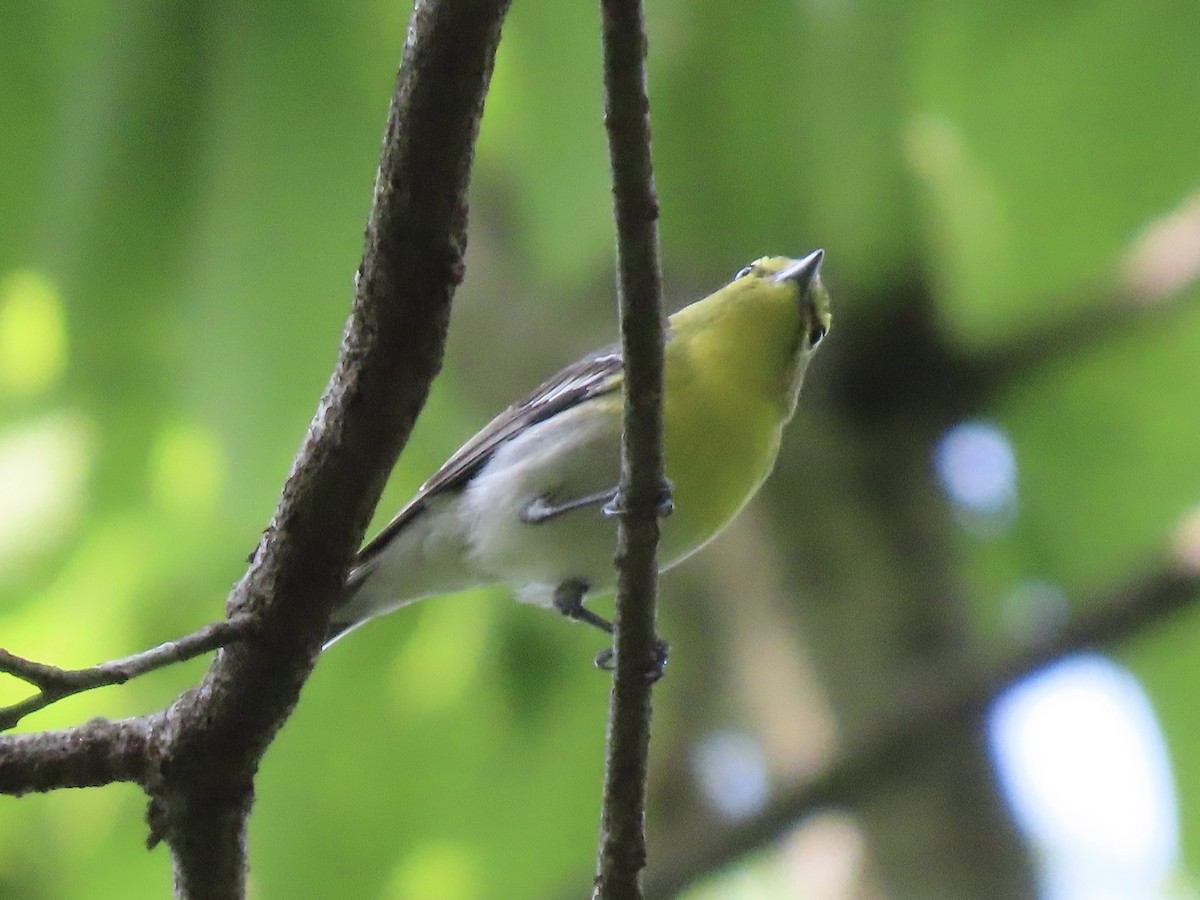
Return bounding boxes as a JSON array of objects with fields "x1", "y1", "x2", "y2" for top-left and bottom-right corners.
[
  {"x1": 989, "y1": 655, "x2": 1180, "y2": 898},
  {"x1": 934, "y1": 420, "x2": 1017, "y2": 515}
]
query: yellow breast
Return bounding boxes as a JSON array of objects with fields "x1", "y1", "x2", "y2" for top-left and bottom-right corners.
[{"x1": 657, "y1": 287, "x2": 801, "y2": 565}]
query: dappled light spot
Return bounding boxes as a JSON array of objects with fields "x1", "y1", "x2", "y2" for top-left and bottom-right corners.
[
  {"x1": 0, "y1": 413, "x2": 92, "y2": 579},
  {"x1": 989, "y1": 655, "x2": 1179, "y2": 899},
  {"x1": 683, "y1": 811, "x2": 869, "y2": 899},
  {"x1": 1, "y1": 516, "x2": 158, "y2": 718},
  {"x1": 385, "y1": 840, "x2": 480, "y2": 900},
  {"x1": 390, "y1": 591, "x2": 492, "y2": 714},
  {"x1": 1121, "y1": 189, "x2": 1200, "y2": 304},
  {"x1": 934, "y1": 420, "x2": 1017, "y2": 532},
  {"x1": 904, "y1": 115, "x2": 1013, "y2": 317},
  {"x1": 1170, "y1": 505, "x2": 1200, "y2": 575},
  {"x1": 0, "y1": 269, "x2": 67, "y2": 396},
  {"x1": 774, "y1": 812, "x2": 869, "y2": 900},
  {"x1": 148, "y1": 420, "x2": 225, "y2": 517},
  {"x1": 691, "y1": 729, "x2": 770, "y2": 820}
]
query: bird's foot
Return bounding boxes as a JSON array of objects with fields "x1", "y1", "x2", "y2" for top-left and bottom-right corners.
[
  {"x1": 602, "y1": 478, "x2": 674, "y2": 519},
  {"x1": 594, "y1": 637, "x2": 670, "y2": 683},
  {"x1": 554, "y1": 580, "x2": 669, "y2": 681}
]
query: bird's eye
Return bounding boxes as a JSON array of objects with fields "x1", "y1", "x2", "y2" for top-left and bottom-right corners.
[
  {"x1": 808, "y1": 323, "x2": 828, "y2": 348},
  {"x1": 733, "y1": 265, "x2": 755, "y2": 280}
]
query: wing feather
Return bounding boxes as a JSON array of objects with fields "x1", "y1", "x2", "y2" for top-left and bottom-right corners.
[{"x1": 355, "y1": 345, "x2": 624, "y2": 565}]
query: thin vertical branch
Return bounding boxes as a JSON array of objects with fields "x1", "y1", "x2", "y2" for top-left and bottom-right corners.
[{"x1": 594, "y1": 0, "x2": 665, "y2": 897}]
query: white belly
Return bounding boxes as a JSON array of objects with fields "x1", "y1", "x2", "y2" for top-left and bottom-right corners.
[{"x1": 459, "y1": 403, "x2": 623, "y2": 607}]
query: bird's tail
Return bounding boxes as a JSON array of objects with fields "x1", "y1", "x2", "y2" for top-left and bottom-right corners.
[
  {"x1": 322, "y1": 563, "x2": 376, "y2": 649},
  {"x1": 321, "y1": 499, "x2": 475, "y2": 650}
]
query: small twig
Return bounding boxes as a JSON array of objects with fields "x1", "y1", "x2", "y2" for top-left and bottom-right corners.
[
  {"x1": 643, "y1": 561, "x2": 1200, "y2": 899},
  {"x1": 0, "y1": 616, "x2": 253, "y2": 732},
  {"x1": 594, "y1": 0, "x2": 665, "y2": 896}
]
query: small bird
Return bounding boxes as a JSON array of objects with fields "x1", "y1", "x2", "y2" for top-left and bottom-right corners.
[{"x1": 325, "y1": 251, "x2": 831, "y2": 650}]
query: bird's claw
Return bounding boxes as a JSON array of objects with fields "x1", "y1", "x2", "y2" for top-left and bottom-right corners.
[
  {"x1": 656, "y1": 480, "x2": 675, "y2": 518},
  {"x1": 593, "y1": 637, "x2": 670, "y2": 683},
  {"x1": 602, "y1": 479, "x2": 674, "y2": 520}
]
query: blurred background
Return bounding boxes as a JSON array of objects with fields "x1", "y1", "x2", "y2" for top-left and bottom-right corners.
[{"x1": 2, "y1": 0, "x2": 1200, "y2": 897}]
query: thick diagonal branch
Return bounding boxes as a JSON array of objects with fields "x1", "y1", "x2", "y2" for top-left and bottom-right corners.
[{"x1": 143, "y1": 2, "x2": 512, "y2": 897}]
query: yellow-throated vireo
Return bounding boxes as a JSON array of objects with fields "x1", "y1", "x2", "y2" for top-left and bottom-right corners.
[{"x1": 325, "y1": 250, "x2": 831, "y2": 648}]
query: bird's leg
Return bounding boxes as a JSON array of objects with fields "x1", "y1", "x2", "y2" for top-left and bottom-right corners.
[
  {"x1": 602, "y1": 477, "x2": 675, "y2": 519},
  {"x1": 554, "y1": 580, "x2": 669, "y2": 682},
  {"x1": 552, "y1": 579, "x2": 612, "y2": 634},
  {"x1": 520, "y1": 489, "x2": 618, "y2": 525}
]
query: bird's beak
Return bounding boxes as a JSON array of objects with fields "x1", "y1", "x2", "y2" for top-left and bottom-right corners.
[{"x1": 773, "y1": 248, "x2": 824, "y2": 288}]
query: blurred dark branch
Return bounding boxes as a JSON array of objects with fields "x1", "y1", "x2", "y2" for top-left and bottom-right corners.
[
  {"x1": 0, "y1": 716, "x2": 158, "y2": 794},
  {"x1": 0, "y1": 1, "x2": 510, "y2": 897},
  {"x1": 644, "y1": 559, "x2": 1200, "y2": 899},
  {"x1": 0, "y1": 618, "x2": 252, "y2": 732},
  {"x1": 972, "y1": 286, "x2": 1200, "y2": 397},
  {"x1": 594, "y1": 0, "x2": 665, "y2": 896},
  {"x1": 976, "y1": 192, "x2": 1200, "y2": 389},
  {"x1": 836, "y1": 192, "x2": 1200, "y2": 423}
]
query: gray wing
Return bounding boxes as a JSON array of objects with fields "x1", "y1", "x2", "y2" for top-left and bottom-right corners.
[{"x1": 355, "y1": 345, "x2": 624, "y2": 566}]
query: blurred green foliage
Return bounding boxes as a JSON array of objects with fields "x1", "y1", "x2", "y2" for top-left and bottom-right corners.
[{"x1": 2, "y1": 0, "x2": 1199, "y2": 897}]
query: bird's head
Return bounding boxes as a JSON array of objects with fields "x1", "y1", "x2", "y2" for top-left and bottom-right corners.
[{"x1": 731, "y1": 249, "x2": 830, "y2": 355}]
